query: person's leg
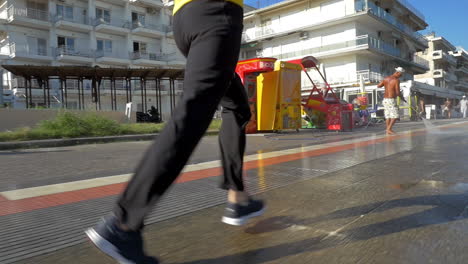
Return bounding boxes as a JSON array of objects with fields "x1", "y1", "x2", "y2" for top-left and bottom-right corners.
[
  {"x1": 219, "y1": 74, "x2": 250, "y2": 200},
  {"x1": 218, "y1": 73, "x2": 264, "y2": 225},
  {"x1": 387, "y1": 118, "x2": 397, "y2": 134},
  {"x1": 86, "y1": 1, "x2": 247, "y2": 262},
  {"x1": 114, "y1": 2, "x2": 244, "y2": 231},
  {"x1": 386, "y1": 118, "x2": 390, "y2": 132}
]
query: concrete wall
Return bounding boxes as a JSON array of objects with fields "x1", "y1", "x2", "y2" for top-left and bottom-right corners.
[{"x1": 0, "y1": 109, "x2": 130, "y2": 132}]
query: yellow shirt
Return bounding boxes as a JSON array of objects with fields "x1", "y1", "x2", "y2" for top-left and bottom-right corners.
[{"x1": 173, "y1": 0, "x2": 243, "y2": 15}]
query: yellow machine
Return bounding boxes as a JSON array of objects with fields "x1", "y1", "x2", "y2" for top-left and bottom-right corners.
[{"x1": 256, "y1": 61, "x2": 302, "y2": 131}]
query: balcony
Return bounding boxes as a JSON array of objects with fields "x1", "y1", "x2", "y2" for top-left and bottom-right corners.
[
  {"x1": 0, "y1": 43, "x2": 11, "y2": 59},
  {"x1": 433, "y1": 69, "x2": 446, "y2": 79},
  {"x1": 272, "y1": 35, "x2": 399, "y2": 60},
  {"x1": 131, "y1": 51, "x2": 166, "y2": 67},
  {"x1": 356, "y1": 70, "x2": 384, "y2": 84},
  {"x1": 94, "y1": 18, "x2": 131, "y2": 36},
  {"x1": 95, "y1": 50, "x2": 130, "y2": 66},
  {"x1": 412, "y1": 55, "x2": 430, "y2": 69},
  {"x1": 9, "y1": 43, "x2": 53, "y2": 62},
  {"x1": 455, "y1": 66, "x2": 468, "y2": 76},
  {"x1": 53, "y1": 15, "x2": 92, "y2": 33},
  {"x1": 364, "y1": 1, "x2": 428, "y2": 48},
  {"x1": 456, "y1": 80, "x2": 468, "y2": 90},
  {"x1": 432, "y1": 50, "x2": 457, "y2": 65},
  {"x1": 55, "y1": 47, "x2": 94, "y2": 64},
  {"x1": 131, "y1": 21, "x2": 166, "y2": 38},
  {"x1": 242, "y1": 0, "x2": 427, "y2": 48},
  {"x1": 131, "y1": 0, "x2": 164, "y2": 9},
  {"x1": 5, "y1": 5, "x2": 50, "y2": 29},
  {"x1": 163, "y1": 53, "x2": 185, "y2": 68}
]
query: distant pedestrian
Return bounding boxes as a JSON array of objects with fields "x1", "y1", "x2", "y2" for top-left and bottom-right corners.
[
  {"x1": 444, "y1": 98, "x2": 453, "y2": 119},
  {"x1": 459, "y1": 95, "x2": 468, "y2": 118}
]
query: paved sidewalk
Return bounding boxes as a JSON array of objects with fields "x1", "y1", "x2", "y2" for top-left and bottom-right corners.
[{"x1": 1, "y1": 119, "x2": 468, "y2": 263}]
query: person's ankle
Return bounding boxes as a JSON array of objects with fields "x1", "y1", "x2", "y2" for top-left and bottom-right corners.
[{"x1": 228, "y1": 190, "x2": 249, "y2": 205}]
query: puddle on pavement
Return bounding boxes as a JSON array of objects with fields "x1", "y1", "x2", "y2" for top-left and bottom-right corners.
[{"x1": 389, "y1": 180, "x2": 468, "y2": 191}]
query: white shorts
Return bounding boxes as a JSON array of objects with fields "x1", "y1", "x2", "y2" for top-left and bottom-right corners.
[{"x1": 383, "y1": 98, "x2": 399, "y2": 119}]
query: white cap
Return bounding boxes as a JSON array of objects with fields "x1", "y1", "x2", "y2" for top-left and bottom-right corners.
[{"x1": 395, "y1": 67, "x2": 405, "y2": 73}]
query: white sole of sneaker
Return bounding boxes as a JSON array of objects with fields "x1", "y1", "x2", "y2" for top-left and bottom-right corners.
[
  {"x1": 221, "y1": 207, "x2": 265, "y2": 226},
  {"x1": 85, "y1": 228, "x2": 134, "y2": 264}
]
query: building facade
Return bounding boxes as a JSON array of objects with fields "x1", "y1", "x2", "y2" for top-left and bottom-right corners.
[
  {"x1": 0, "y1": 0, "x2": 185, "y2": 119},
  {"x1": 240, "y1": 0, "x2": 430, "y2": 104},
  {"x1": 414, "y1": 34, "x2": 459, "y2": 91}
]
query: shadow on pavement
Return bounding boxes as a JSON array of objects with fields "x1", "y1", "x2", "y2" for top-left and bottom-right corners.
[{"x1": 176, "y1": 193, "x2": 468, "y2": 264}]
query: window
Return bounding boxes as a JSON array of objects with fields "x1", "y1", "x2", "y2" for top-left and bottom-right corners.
[
  {"x1": 96, "y1": 8, "x2": 111, "y2": 23},
  {"x1": 26, "y1": 37, "x2": 47, "y2": 56},
  {"x1": 58, "y1": 36, "x2": 75, "y2": 51},
  {"x1": 57, "y1": 5, "x2": 74, "y2": 19},
  {"x1": 133, "y1": 42, "x2": 147, "y2": 53},
  {"x1": 97, "y1": 39, "x2": 112, "y2": 52},
  {"x1": 132, "y1": 12, "x2": 146, "y2": 25}
]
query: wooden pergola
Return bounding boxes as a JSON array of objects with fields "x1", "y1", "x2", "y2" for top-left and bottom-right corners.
[{"x1": 2, "y1": 65, "x2": 185, "y2": 116}]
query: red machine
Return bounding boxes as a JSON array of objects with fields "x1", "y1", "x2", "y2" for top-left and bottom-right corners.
[
  {"x1": 235, "y1": 57, "x2": 277, "y2": 133},
  {"x1": 288, "y1": 56, "x2": 353, "y2": 131}
]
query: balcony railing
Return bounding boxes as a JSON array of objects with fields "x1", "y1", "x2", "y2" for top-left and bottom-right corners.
[
  {"x1": 93, "y1": 17, "x2": 131, "y2": 29},
  {"x1": 432, "y1": 50, "x2": 457, "y2": 64},
  {"x1": 396, "y1": 0, "x2": 425, "y2": 21},
  {"x1": 55, "y1": 47, "x2": 92, "y2": 58},
  {"x1": 7, "y1": 5, "x2": 49, "y2": 22},
  {"x1": 413, "y1": 55, "x2": 430, "y2": 68},
  {"x1": 11, "y1": 43, "x2": 50, "y2": 56},
  {"x1": 357, "y1": 70, "x2": 384, "y2": 83},
  {"x1": 272, "y1": 35, "x2": 400, "y2": 60},
  {"x1": 364, "y1": 1, "x2": 427, "y2": 46},
  {"x1": 53, "y1": 14, "x2": 90, "y2": 25},
  {"x1": 131, "y1": 51, "x2": 164, "y2": 61},
  {"x1": 0, "y1": 43, "x2": 12, "y2": 56},
  {"x1": 131, "y1": 21, "x2": 167, "y2": 32},
  {"x1": 243, "y1": 0, "x2": 426, "y2": 46},
  {"x1": 95, "y1": 50, "x2": 129, "y2": 59}
]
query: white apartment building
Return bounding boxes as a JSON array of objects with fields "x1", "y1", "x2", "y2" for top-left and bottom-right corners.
[
  {"x1": 240, "y1": 0, "x2": 430, "y2": 104},
  {"x1": 451, "y1": 47, "x2": 468, "y2": 94},
  {"x1": 0, "y1": 0, "x2": 185, "y2": 117},
  {"x1": 415, "y1": 34, "x2": 459, "y2": 91}
]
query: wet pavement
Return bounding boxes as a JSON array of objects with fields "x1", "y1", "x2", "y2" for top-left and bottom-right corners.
[{"x1": 2, "y1": 119, "x2": 468, "y2": 263}]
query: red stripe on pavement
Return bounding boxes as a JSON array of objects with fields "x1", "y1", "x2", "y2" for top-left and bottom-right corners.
[{"x1": 0, "y1": 128, "x2": 445, "y2": 217}]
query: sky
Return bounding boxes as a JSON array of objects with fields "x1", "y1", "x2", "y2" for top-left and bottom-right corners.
[{"x1": 400, "y1": 0, "x2": 467, "y2": 49}]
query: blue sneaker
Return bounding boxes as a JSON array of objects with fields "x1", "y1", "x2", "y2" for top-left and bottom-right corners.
[
  {"x1": 222, "y1": 199, "x2": 265, "y2": 226},
  {"x1": 85, "y1": 215, "x2": 158, "y2": 264}
]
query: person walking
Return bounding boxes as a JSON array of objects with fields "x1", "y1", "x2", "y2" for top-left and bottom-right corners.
[
  {"x1": 85, "y1": 0, "x2": 265, "y2": 262},
  {"x1": 459, "y1": 95, "x2": 468, "y2": 118},
  {"x1": 444, "y1": 98, "x2": 453, "y2": 119},
  {"x1": 377, "y1": 67, "x2": 405, "y2": 135}
]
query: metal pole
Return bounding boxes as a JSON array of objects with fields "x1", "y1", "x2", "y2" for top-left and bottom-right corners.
[
  {"x1": 0, "y1": 70, "x2": 4, "y2": 108},
  {"x1": 64, "y1": 78, "x2": 68, "y2": 109},
  {"x1": 140, "y1": 78, "x2": 144, "y2": 113},
  {"x1": 25, "y1": 79, "x2": 28, "y2": 108},
  {"x1": 114, "y1": 78, "x2": 117, "y2": 111},
  {"x1": 97, "y1": 78, "x2": 102, "y2": 111},
  {"x1": 46, "y1": 78, "x2": 50, "y2": 108},
  {"x1": 128, "y1": 78, "x2": 132, "y2": 103},
  {"x1": 29, "y1": 78, "x2": 33, "y2": 108},
  {"x1": 143, "y1": 78, "x2": 147, "y2": 113},
  {"x1": 40, "y1": 78, "x2": 46, "y2": 107},
  {"x1": 125, "y1": 78, "x2": 129, "y2": 103},
  {"x1": 81, "y1": 78, "x2": 85, "y2": 110},
  {"x1": 60, "y1": 79, "x2": 65, "y2": 108}
]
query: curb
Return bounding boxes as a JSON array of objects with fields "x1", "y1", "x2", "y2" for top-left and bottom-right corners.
[{"x1": 0, "y1": 131, "x2": 219, "y2": 150}]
